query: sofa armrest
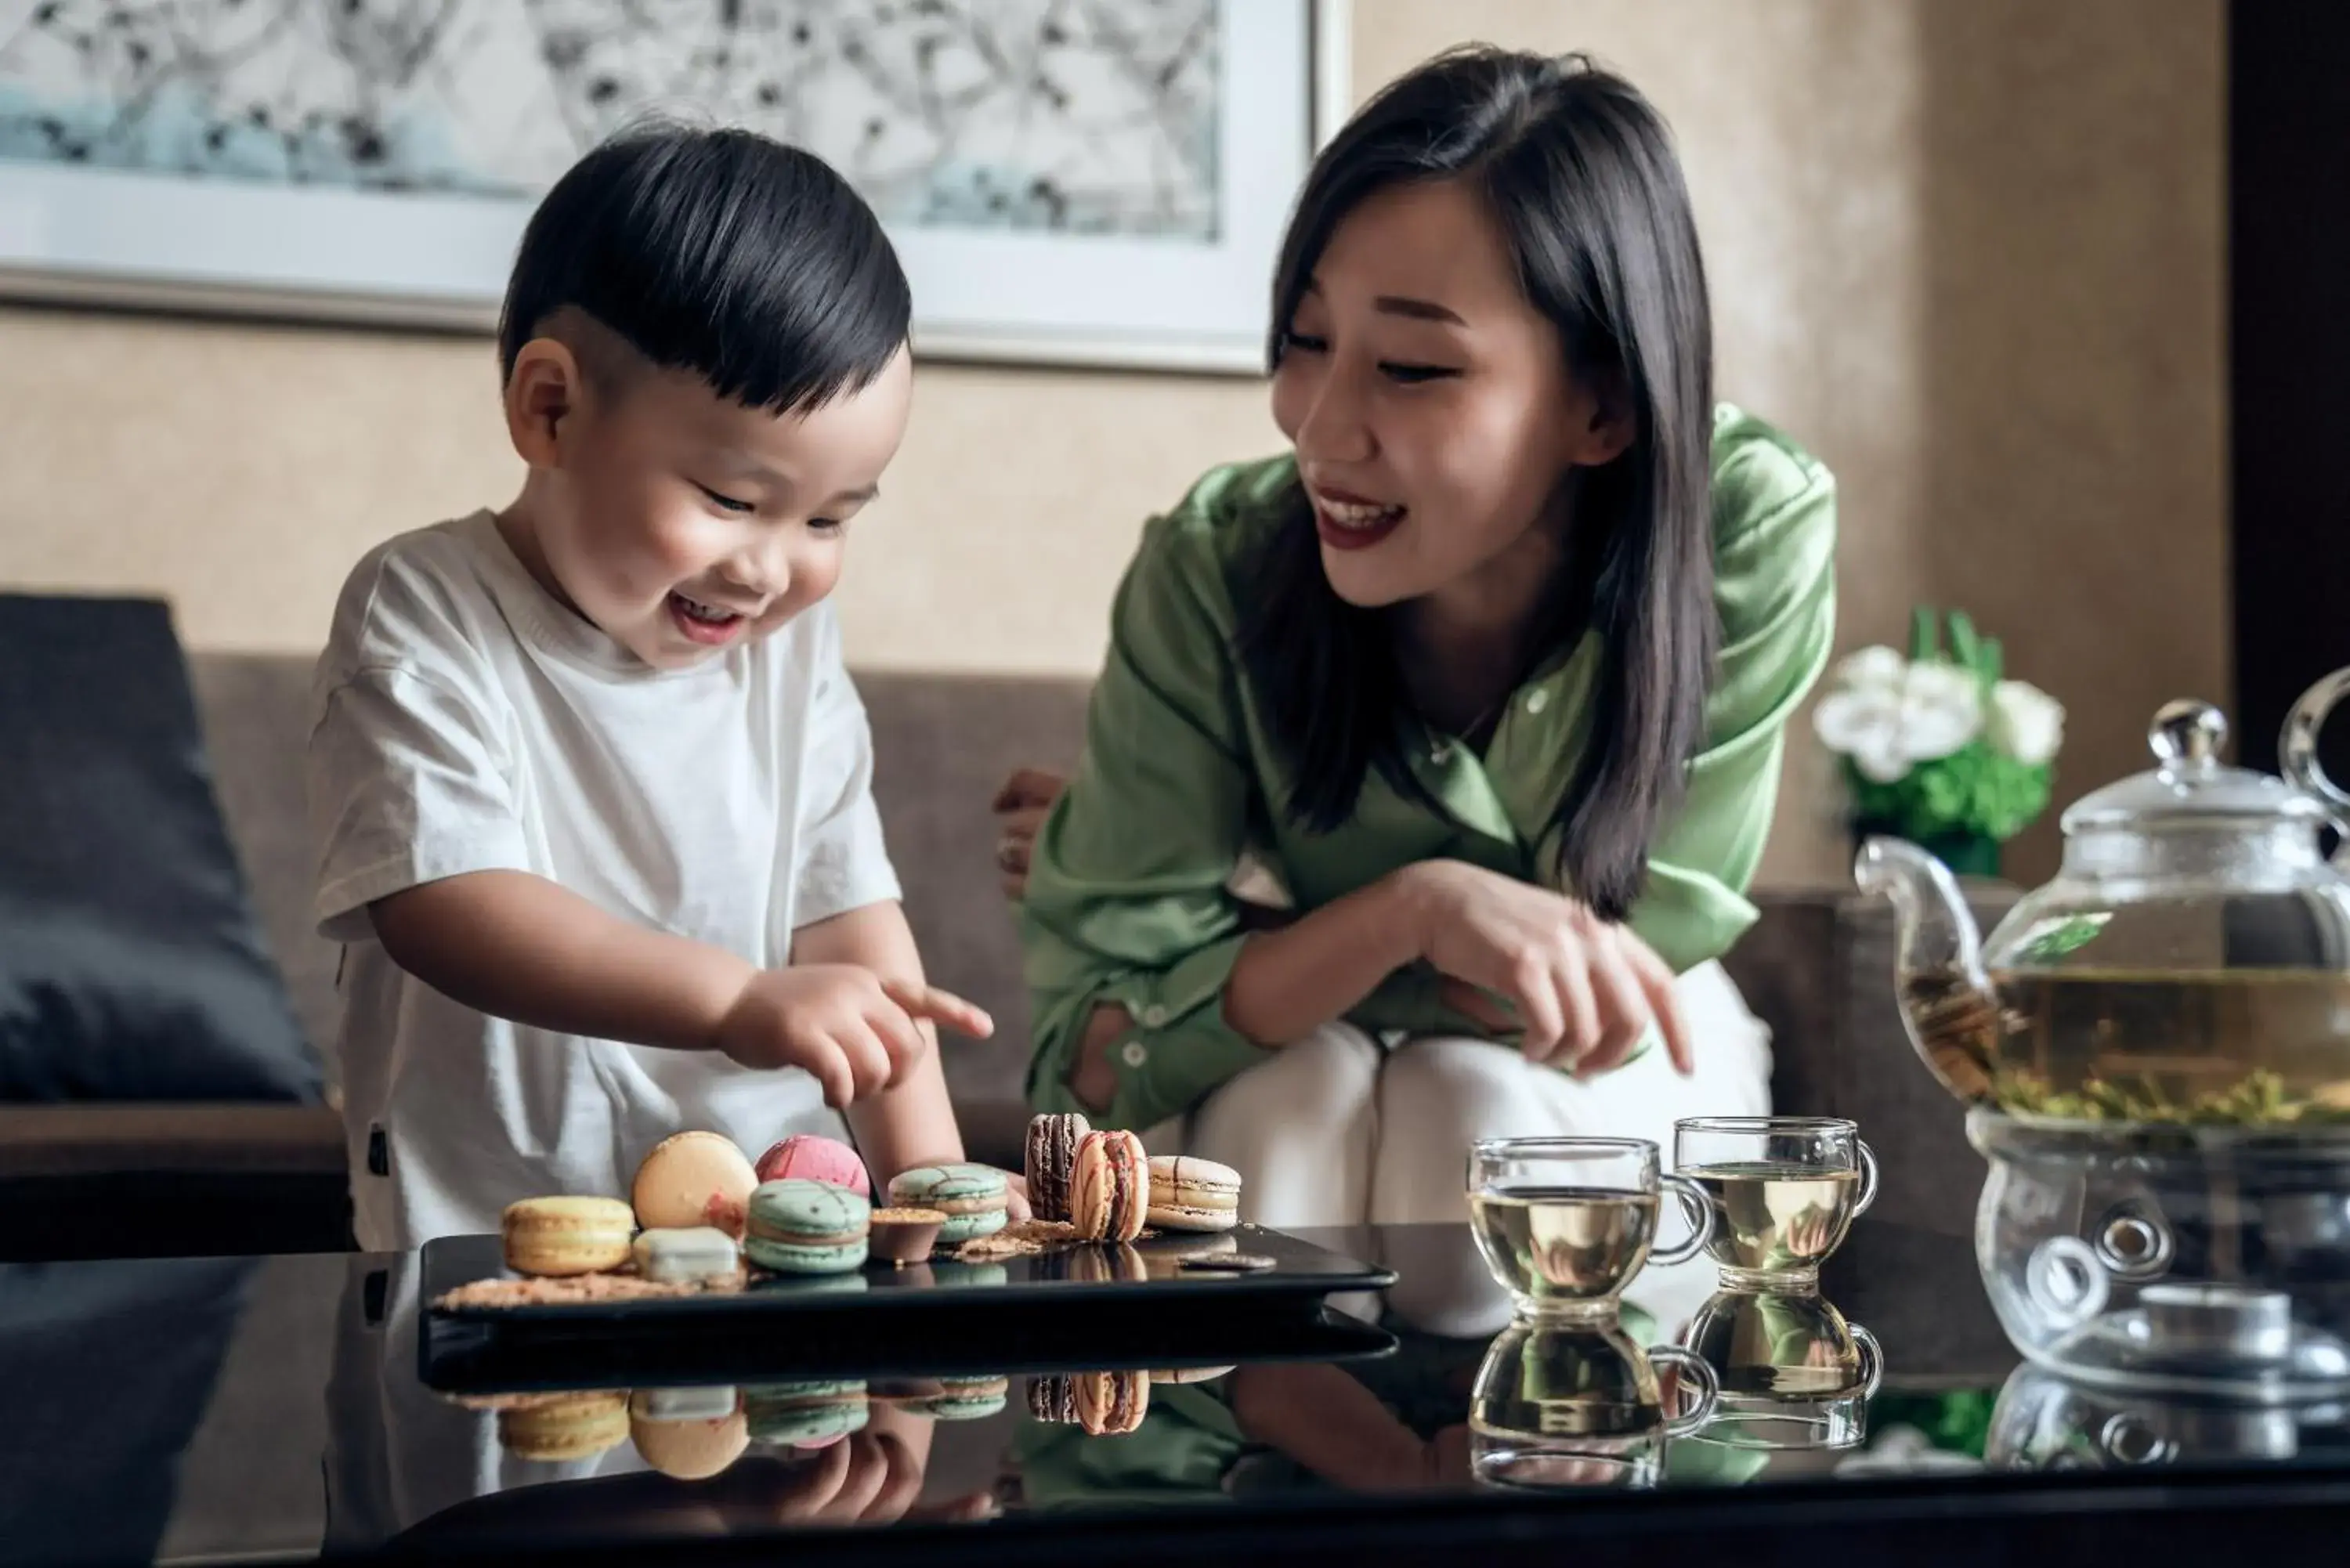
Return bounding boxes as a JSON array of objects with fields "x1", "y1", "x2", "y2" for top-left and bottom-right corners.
[{"x1": 0, "y1": 1104, "x2": 345, "y2": 1179}]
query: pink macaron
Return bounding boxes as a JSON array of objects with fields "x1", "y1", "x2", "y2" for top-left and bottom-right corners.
[{"x1": 755, "y1": 1133, "x2": 872, "y2": 1198}]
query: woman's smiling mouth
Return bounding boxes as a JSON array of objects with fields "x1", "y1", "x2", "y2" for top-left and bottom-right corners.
[{"x1": 1311, "y1": 486, "x2": 1408, "y2": 551}]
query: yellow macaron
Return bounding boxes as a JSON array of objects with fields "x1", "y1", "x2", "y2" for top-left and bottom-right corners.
[
  {"x1": 502, "y1": 1196, "x2": 636, "y2": 1277},
  {"x1": 498, "y1": 1392, "x2": 630, "y2": 1462}
]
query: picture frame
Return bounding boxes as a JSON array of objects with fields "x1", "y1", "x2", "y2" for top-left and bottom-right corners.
[{"x1": 0, "y1": 0, "x2": 1351, "y2": 374}]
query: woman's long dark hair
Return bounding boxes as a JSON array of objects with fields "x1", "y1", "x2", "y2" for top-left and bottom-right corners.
[{"x1": 1241, "y1": 49, "x2": 1715, "y2": 922}]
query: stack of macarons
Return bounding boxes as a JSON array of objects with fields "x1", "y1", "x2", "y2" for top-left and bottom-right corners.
[
  {"x1": 1026, "y1": 1369, "x2": 1150, "y2": 1436},
  {"x1": 1027, "y1": 1112, "x2": 1141, "y2": 1242},
  {"x1": 1021, "y1": 1114, "x2": 1246, "y2": 1241},
  {"x1": 610, "y1": 1129, "x2": 766, "y2": 1284},
  {"x1": 492, "y1": 1130, "x2": 1046, "y2": 1284},
  {"x1": 504, "y1": 1373, "x2": 1014, "y2": 1472},
  {"x1": 501, "y1": 1129, "x2": 925, "y2": 1282}
]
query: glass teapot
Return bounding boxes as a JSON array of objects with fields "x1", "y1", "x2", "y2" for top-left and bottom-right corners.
[{"x1": 1856, "y1": 667, "x2": 2350, "y2": 1125}]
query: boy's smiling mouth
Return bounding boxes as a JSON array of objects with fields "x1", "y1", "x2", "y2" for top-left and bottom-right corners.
[{"x1": 667, "y1": 590, "x2": 753, "y2": 646}]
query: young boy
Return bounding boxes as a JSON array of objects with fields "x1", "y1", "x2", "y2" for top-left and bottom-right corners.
[{"x1": 307, "y1": 125, "x2": 1002, "y2": 1251}]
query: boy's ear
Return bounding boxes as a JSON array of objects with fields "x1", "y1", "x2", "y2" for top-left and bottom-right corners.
[{"x1": 504, "y1": 338, "x2": 586, "y2": 468}]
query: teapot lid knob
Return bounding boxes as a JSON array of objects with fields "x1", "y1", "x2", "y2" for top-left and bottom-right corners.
[
  {"x1": 2068, "y1": 695, "x2": 2326, "y2": 832},
  {"x1": 2149, "y1": 699, "x2": 2227, "y2": 768}
]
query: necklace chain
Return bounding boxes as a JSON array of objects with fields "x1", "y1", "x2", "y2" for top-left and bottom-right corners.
[{"x1": 1426, "y1": 690, "x2": 1513, "y2": 764}]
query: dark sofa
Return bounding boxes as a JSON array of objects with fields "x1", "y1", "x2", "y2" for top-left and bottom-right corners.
[{"x1": 0, "y1": 653, "x2": 1995, "y2": 1256}]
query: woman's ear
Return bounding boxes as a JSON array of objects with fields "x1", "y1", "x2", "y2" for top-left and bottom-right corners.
[
  {"x1": 1566, "y1": 374, "x2": 1637, "y2": 468},
  {"x1": 503, "y1": 338, "x2": 586, "y2": 468}
]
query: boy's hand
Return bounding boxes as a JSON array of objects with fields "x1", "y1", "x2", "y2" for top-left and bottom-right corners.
[{"x1": 716, "y1": 966, "x2": 993, "y2": 1108}]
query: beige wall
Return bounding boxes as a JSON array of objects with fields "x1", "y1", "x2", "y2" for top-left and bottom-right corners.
[{"x1": 0, "y1": 0, "x2": 2225, "y2": 888}]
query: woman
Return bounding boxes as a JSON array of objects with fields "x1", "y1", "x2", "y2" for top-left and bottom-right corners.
[{"x1": 1002, "y1": 49, "x2": 1835, "y2": 1227}]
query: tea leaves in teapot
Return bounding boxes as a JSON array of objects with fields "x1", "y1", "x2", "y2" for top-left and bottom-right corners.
[
  {"x1": 1898, "y1": 966, "x2": 2001, "y2": 1101},
  {"x1": 1903, "y1": 965, "x2": 2350, "y2": 1126}
]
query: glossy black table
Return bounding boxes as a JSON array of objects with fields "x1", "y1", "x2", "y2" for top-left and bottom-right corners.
[{"x1": 8, "y1": 1219, "x2": 2350, "y2": 1567}]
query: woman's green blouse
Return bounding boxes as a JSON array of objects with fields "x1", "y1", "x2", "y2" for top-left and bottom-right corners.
[{"x1": 1018, "y1": 404, "x2": 1837, "y2": 1129}]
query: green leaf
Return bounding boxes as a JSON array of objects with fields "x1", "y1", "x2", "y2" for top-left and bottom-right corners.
[
  {"x1": 1910, "y1": 605, "x2": 1937, "y2": 662},
  {"x1": 2012, "y1": 913, "x2": 2111, "y2": 963},
  {"x1": 1949, "y1": 611, "x2": 1981, "y2": 677},
  {"x1": 1983, "y1": 636, "x2": 2005, "y2": 685},
  {"x1": 1849, "y1": 742, "x2": 2055, "y2": 843}
]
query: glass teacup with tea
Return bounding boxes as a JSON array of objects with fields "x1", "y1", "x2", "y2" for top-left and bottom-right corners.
[
  {"x1": 1468, "y1": 1137, "x2": 1713, "y2": 1317},
  {"x1": 1673, "y1": 1117, "x2": 1878, "y2": 1288},
  {"x1": 1469, "y1": 1317, "x2": 1719, "y2": 1490},
  {"x1": 1677, "y1": 1286, "x2": 1884, "y2": 1451}
]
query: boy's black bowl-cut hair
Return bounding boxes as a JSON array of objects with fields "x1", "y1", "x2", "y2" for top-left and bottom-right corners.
[{"x1": 497, "y1": 123, "x2": 911, "y2": 413}]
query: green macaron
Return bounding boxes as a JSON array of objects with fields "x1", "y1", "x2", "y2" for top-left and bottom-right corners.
[
  {"x1": 927, "y1": 1259, "x2": 1008, "y2": 1290},
  {"x1": 744, "y1": 1179, "x2": 870, "y2": 1274},
  {"x1": 744, "y1": 1380, "x2": 871, "y2": 1447},
  {"x1": 916, "y1": 1375, "x2": 1010, "y2": 1421},
  {"x1": 886, "y1": 1163, "x2": 1009, "y2": 1243}
]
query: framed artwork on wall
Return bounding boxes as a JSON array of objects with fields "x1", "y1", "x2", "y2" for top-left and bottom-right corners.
[{"x1": 0, "y1": 0, "x2": 1350, "y2": 373}]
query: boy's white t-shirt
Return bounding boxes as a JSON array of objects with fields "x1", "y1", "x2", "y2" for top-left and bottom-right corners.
[{"x1": 307, "y1": 511, "x2": 899, "y2": 1252}]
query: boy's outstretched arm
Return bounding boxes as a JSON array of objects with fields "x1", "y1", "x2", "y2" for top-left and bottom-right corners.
[
  {"x1": 369, "y1": 872, "x2": 989, "y2": 1108},
  {"x1": 373, "y1": 871, "x2": 753, "y2": 1049}
]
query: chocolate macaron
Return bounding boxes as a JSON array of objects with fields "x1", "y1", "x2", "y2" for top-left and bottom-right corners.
[
  {"x1": 1024, "y1": 1112, "x2": 1090, "y2": 1223},
  {"x1": 1027, "y1": 1373, "x2": 1079, "y2": 1424}
]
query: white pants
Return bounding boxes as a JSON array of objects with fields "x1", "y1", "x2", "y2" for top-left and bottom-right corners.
[{"x1": 1150, "y1": 959, "x2": 1772, "y2": 1230}]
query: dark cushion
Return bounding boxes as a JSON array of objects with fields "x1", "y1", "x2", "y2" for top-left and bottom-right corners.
[{"x1": 0, "y1": 595, "x2": 322, "y2": 1103}]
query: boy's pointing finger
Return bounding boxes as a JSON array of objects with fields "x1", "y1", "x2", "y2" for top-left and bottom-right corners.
[{"x1": 880, "y1": 977, "x2": 995, "y2": 1042}]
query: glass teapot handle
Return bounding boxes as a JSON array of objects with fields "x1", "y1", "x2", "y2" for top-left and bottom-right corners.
[{"x1": 2281, "y1": 667, "x2": 2350, "y2": 829}]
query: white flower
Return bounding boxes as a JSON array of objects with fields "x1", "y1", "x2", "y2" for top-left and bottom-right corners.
[
  {"x1": 1832, "y1": 645, "x2": 1908, "y2": 694},
  {"x1": 1902, "y1": 661, "x2": 1981, "y2": 713},
  {"x1": 1813, "y1": 658, "x2": 1984, "y2": 783},
  {"x1": 1987, "y1": 679, "x2": 2066, "y2": 766}
]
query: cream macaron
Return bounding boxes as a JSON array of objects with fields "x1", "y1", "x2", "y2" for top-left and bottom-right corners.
[{"x1": 1145, "y1": 1155, "x2": 1242, "y2": 1233}]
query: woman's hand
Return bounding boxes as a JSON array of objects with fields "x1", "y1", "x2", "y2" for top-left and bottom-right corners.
[
  {"x1": 1001, "y1": 1170, "x2": 1035, "y2": 1222},
  {"x1": 1396, "y1": 861, "x2": 1691, "y2": 1075},
  {"x1": 1064, "y1": 1002, "x2": 1133, "y2": 1115},
  {"x1": 991, "y1": 767, "x2": 1068, "y2": 901}
]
